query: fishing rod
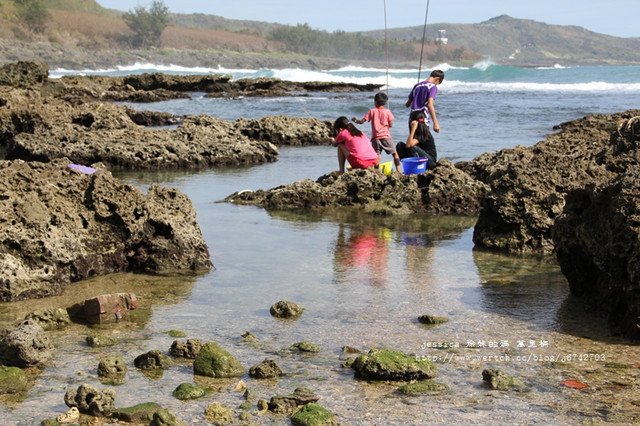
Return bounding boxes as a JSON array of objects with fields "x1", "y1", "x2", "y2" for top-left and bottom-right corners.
[{"x1": 417, "y1": 0, "x2": 431, "y2": 82}]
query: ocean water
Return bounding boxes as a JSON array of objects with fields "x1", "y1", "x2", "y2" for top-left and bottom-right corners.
[{"x1": 1, "y1": 63, "x2": 639, "y2": 425}]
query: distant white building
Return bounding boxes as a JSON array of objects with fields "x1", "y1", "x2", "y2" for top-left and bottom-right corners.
[{"x1": 436, "y1": 29, "x2": 448, "y2": 45}]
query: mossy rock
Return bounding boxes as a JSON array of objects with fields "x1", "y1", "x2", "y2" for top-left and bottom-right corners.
[
  {"x1": 113, "y1": 402, "x2": 162, "y2": 422},
  {"x1": 166, "y1": 330, "x2": 187, "y2": 338},
  {"x1": 241, "y1": 331, "x2": 258, "y2": 342},
  {"x1": 40, "y1": 419, "x2": 61, "y2": 426},
  {"x1": 0, "y1": 366, "x2": 29, "y2": 394},
  {"x1": 291, "y1": 403, "x2": 339, "y2": 426},
  {"x1": 151, "y1": 408, "x2": 186, "y2": 426},
  {"x1": 291, "y1": 341, "x2": 320, "y2": 353},
  {"x1": 204, "y1": 402, "x2": 233, "y2": 424},
  {"x1": 482, "y1": 369, "x2": 528, "y2": 391},
  {"x1": 351, "y1": 348, "x2": 436, "y2": 381},
  {"x1": 397, "y1": 380, "x2": 449, "y2": 395},
  {"x1": 417, "y1": 314, "x2": 449, "y2": 325},
  {"x1": 86, "y1": 335, "x2": 116, "y2": 347},
  {"x1": 249, "y1": 359, "x2": 283, "y2": 379},
  {"x1": 173, "y1": 382, "x2": 206, "y2": 400},
  {"x1": 134, "y1": 350, "x2": 173, "y2": 370},
  {"x1": 193, "y1": 342, "x2": 244, "y2": 378},
  {"x1": 97, "y1": 354, "x2": 127, "y2": 384},
  {"x1": 270, "y1": 300, "x2": 303, "y2": 319},
  {"x1": 268, "y1": 387, "x2": 319, "y2": 414}
]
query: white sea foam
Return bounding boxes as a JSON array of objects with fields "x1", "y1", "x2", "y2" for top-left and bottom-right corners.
[
  {"x1": 47, "y1": 63, "x2": 640, "y2": 92},
  {"x1": 472, "y1": 60, "x2": 496, "y2": 71},
  {"x1": 443, "y1": 80, "x2": 640, "y2": 93}
]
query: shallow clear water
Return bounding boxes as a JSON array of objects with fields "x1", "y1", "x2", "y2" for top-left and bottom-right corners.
[{"x1": 2, "y1": 66, "x2": 640, "y2": 424}]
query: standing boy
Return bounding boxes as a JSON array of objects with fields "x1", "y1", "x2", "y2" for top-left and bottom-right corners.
[
  {"x1": 405, "y1": 69, "x2": 444, "y2": 133},
  {"x1": 352, "y1": 92, "x2": 399, "y2": 172}
]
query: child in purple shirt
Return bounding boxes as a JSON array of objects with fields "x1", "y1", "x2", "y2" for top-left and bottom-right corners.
[{"x1": 405, "y1": 69, "x2": 444, "y2": 132}]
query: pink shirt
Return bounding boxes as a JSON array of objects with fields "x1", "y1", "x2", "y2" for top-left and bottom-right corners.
[
  {"x1": 335, "y1": 129, "x2": 378, "y2": 162},
  {"x1": 363, "y1": 107, "x2": 394, "y2": 141}
]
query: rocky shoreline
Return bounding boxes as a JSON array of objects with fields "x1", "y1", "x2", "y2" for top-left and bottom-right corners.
[
  {"x1": 1, "y1": 59, "x2": 640, "y2": 424},
  {"x1": 1, "y1": 59, "x2": 639, "y2": 337}
]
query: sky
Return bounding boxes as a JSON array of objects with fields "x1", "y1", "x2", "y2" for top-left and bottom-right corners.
[{"x1": 95, "y1": 0, "x2": 639, "y2": 38}]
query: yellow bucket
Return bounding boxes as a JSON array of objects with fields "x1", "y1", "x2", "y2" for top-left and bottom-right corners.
[{"x1": 379, "y1": 161, "x2": 393, "y2": 176}]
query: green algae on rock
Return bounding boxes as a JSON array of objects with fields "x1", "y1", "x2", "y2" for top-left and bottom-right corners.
[
  {"x1": 112, "y1": 402, "x2": 162, "y2": 423},
  {"x1": 291, "y1": 341, "x2": 320, "y2": 353},
  {"x1": 173, "y1": 382, "x2": 206, "y2": 400},
  {"x1": 0, "y1": 366, "x2": 29, "y2": 394},
  {"x1": 351, "y1": 348, "x2": 436, "y2": 381},
  {"x1": 482, "y1": 368, "x2": 528, "y2": 391},
  {"x1": 193, "y1": 342, "x2": 244, "y2": 378},
  {"x1": 397, "y1": 380, "x2": 449, "y2": 395},
  {"x1": 86, "y1": 334, "x2": 116, "y2": 348},
  {"x1": 417, "y1": 314, "x2": 449, "y2": 325},
  {"x1": 291, "y1": 403, "x2": 339, "y2": 426}
]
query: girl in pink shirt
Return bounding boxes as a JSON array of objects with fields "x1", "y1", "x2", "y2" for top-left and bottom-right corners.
[{"x1": 331, "y1": 116, "x2": 379, "y2": 173}]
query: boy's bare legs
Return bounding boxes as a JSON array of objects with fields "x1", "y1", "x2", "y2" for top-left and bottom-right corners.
[{"x1": 393, "y1": 152, "x2": 402, "y2": 173}]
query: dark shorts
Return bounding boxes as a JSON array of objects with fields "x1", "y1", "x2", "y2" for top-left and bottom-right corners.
[
  {"x1": 371, "y1": 138, "x2": 396, "y2": 155},
  {"x1": 348, "y1": 155, "x2": 378, "y2": 169}
]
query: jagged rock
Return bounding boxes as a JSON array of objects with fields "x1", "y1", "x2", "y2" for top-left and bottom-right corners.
[
  {"x1": 249, "y1": 359, "x2": 283, "y2": 379},
  {"x1": 270, "y1": 300, "x2": 303, "y2": 318},
  {"x1": 0, "y1": 320, "x2": 53, "y2": 367},
  {"x1": 193, "y1": 342, "x2": 244, "y2": 378},
  {"x1": 169, "y1": 338, "x2": 202, "y2": 359},
  {"x1": 467, "y1": 110, "x2": 640, "y2": 253},
  {"x1": 351, "y1": 348, "x2": 436, "y2": 381},
  {"x1": 0, "y1": 159, "x2": 211, "y2": 301},
  {"x1": 237, "y1": 116, "x2": 331, "y2": 146},
  {"x1": 0, "y1": 61, "x2": 48, "y2": 88},
  {"x1": 226, "y1": 164, "x2": 486, "y2": 216},
  {"x1": 553, "y1": 165, "x2": 640, "y2": 339},
  {"x1": 268, "y1": 387, "x2": 319, "y2": 414},
  {"x1": 64, "y1": 383, "x2": 115, "y2": 416},
  {"x1": 424, "y1": 160, "x2": 489, "y2": 215}
]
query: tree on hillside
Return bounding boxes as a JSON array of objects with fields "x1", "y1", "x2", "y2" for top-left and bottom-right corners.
[
  {"x1": 122, "y1": 0, "x2": 170, "y2": 48},
  {"x1": 13, "y1": 0, "x2": 50, "y2": 33}
]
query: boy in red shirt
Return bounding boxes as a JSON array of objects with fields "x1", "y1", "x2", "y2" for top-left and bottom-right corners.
[{"x1": 352, "y1": 92, "x2": 399, "y2": 172}]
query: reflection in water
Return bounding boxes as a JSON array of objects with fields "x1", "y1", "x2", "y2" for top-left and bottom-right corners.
[
  {"x1": 471, "y1": 249, "x2": 569, "y2": 330},
  {"x1": 333, "y1": 224, "x2": 390, "y2": 287}
]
